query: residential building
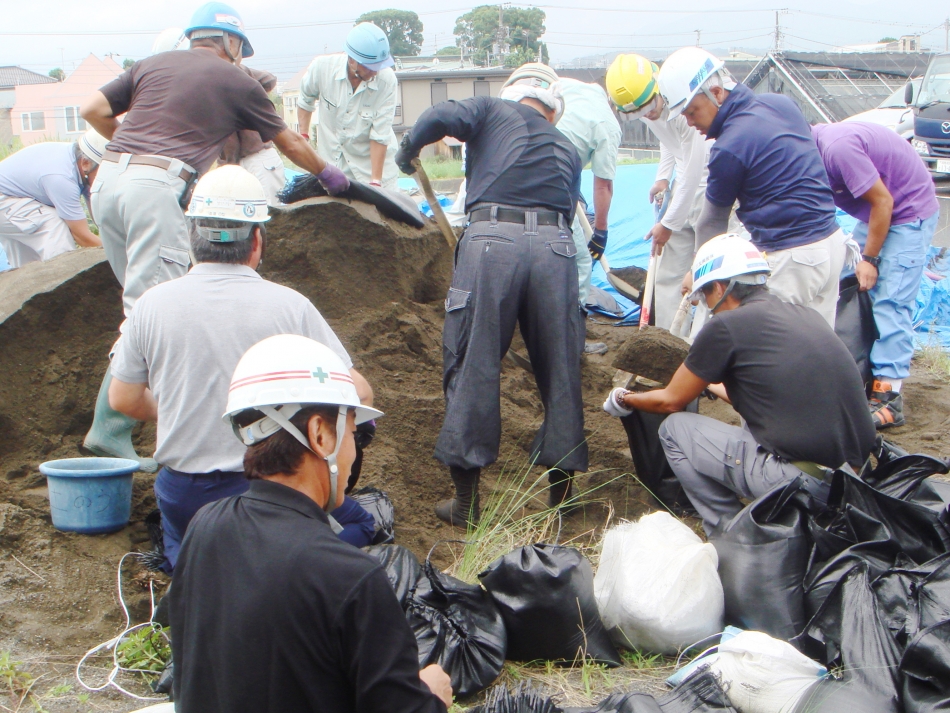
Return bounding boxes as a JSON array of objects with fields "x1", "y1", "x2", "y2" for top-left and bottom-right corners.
[
  {"x1": 0, "y1": 66, "x2": 56, "y2": 146},
  {"x1": 11, "y1": 54, "x2": 122, "y2": 145}
]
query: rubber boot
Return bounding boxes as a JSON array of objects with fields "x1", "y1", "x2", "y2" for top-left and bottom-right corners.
[
  {"x1": 434, "y1": 466, "x2": 480, "y2": 529},
  {"x1": 548, "y1": 469, "x2": 581, "y2": 514},
  {"x1": 83, "y1": 369, "x2": 158, "y2": 472}
]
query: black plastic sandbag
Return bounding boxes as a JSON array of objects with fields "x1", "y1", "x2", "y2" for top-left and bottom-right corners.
[
  {"x1": 900, "y1": 618, "x2": 950, "y2": 713},
  {"x1": 792, "y1": 562, "x2": 902, "y2": 713},
  {"x1": 564, "y1": 667, "x2": 735, "y2": 713},
  {"x1": 873, "y1": 553, "x2": 950, "y2": 646},
  {"x1": 709, "y1": 478, "x2": 811, "y2": 641},
  {"x1": 861, "y1": 454, "x2": 950, "y2": 507},
  {"x1": 619, "y1": 401, "x2": 698, "y2": 514},
  {"x1": 834, "y1": 275, "x2": 877, "y2": 391},
  {"x1": 352, "y1": 487, "x2": 396, "y2": 545},
  {"x1": 564, "y1": 692, "x2": 662, "y2": 713},
  {"x1": 363, "y1": 544, "x2": 422, "y2": 607},
  {"x1": 472, "y1": 683, "x2": 564, "y2": 713},
  {"x1": 408, "y1": 559, "x2": 507, "y2": 698},
  {"x1": 277, "y1": 174, "x2": 425, "y2": 228},
  {"x1": 478, "y1": 544, "x2": 621, "y2": 666}
]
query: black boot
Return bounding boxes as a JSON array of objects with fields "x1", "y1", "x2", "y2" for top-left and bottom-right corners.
[
  {"x1": 548, "y1": 469, "x2": 581, "y2": 514},
  {"x1": 435, "y1": 466, "x2": 481, "y2": 529}
]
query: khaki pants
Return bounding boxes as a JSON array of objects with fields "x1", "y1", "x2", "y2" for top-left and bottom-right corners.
[
  {"x1": 764, "y1": 228, "x2": 847, "y2": 329},
  {"x1": 0, "y1": 195, "x2": 76, "y2": 267},
  {"x1": 655, "y1": 187, "x2": 705, "y2": 330},
  {"x1": 91, "y1": 158, "x2": 191, "y2": 320},
  {"x1": 240, "y1": 147, "x2": 286, "y2": 207}
]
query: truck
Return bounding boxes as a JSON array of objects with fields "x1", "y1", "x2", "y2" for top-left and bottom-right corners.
[{"x1": 910, "y1": 52, "x2": 950, "y2": 176}]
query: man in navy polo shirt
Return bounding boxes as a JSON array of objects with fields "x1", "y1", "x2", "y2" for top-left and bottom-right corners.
[{"x1": 657, "y1": 47, "x2": 849, "y2": 327}]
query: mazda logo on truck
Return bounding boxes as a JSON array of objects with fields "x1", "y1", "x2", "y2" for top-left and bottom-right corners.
[{"x1": 943, "y1": 121, "x2": 950, "y2": 134}]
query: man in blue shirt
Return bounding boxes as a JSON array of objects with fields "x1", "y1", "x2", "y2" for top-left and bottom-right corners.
[{"x1": 657, "y1": 47, "x2": 849, "y2": 327}]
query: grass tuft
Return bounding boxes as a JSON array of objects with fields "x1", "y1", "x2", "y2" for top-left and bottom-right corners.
[{"x1": 917, "y1": 336, "x2": 950, "y2": 384}]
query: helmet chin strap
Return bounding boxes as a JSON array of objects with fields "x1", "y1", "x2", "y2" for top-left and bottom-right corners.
[
  {"x1": 222, "y1": 32, "x2": 242, "y2": 62},
  {"x1": 257, "y1": 405, "x2": 348, "y2": 514},
  {"x1": 709, "y1": 278, "x2": 738, "y2": 313}
]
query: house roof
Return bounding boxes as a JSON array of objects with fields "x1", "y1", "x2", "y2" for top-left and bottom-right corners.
[
  {"x1": 0, "y1": 66, "x2": 56, "y2": 90},
  {"x1": 395, "y1": 67, "x2": 513, "y2": 81},
  {"x1": 743, "y1": 51, "x2": 934, "y2": 123}
]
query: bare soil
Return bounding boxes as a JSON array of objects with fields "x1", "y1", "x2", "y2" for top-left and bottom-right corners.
[
  {"x1": 612, "y1": 327, "x2": 691, "y2": 386},
  {"x1": 1, "y1": 197, "x2": 948, "y2": 711}
]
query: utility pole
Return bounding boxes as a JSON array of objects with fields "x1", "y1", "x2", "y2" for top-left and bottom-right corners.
[
  {"x1": 945, "y1": 17, "x2": 949, "y2": 52},
  {"x1": 694, "y1": 29, "x2": 701, "y2": 47},
  {"x1": 773, "y1": 10, "x2": 783, "y2": 52}
]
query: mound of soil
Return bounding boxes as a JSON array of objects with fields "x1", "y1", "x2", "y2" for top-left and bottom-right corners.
[{"x1": 612, "y1": 326, "x2": 690, "y2": 385}]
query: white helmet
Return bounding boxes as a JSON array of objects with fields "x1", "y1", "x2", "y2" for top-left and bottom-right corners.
[
  {"x1": 224, "y1": 335, "x2": 383, "y2": 512},
  {"x1": 501, "y1": 62, "x2": 564, "y2": 123},
  {"x1": 690, "y1": 233, "x2": 770, "y2": 301},
  {"x1": 186, "y1": 165, "x2": 270, "y2": 239},
  {"x1": 658, "y1": 47, "x2": 734, "y2": 119},
  {"x1": 78, "y1": 129, "x2": 109, "y2": 165},
  {"x1": 151, "y1": 27, "x2": 187, "y2": 55}
]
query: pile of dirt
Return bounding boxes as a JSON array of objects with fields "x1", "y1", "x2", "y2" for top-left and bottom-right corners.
[
  {"x1": 0, "y1": 195, "x2": 948, "y2": 712},
  {"x1": 612, "y1": 326, "x2": 690, "y2": 385}
]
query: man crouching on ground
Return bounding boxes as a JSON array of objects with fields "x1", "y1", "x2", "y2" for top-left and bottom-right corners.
[
  {"x1": 169, "y1": 335, "x2": 452, "y2": 712},
  {"x1": 603, "y1": 234, "x2": 876, "y2": 534}
]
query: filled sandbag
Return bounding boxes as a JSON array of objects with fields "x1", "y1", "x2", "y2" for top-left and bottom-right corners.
[
  {"x1": 352, "y1": 486, "x2": 396, "y2": 545},
  {"x1": 479, "y1": 544, "x2": 621, "y2": 666},
  {"x1": 594, "y1": 512, "x2": 724, "y2": 654}
]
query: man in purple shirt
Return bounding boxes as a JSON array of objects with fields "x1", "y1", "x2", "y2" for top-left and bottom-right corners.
[{"x1": 813, "y1": 121, "x2": 939, "y2": 428}]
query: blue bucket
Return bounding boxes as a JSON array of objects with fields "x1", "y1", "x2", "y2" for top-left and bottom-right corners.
[{"x1": 39, "y1": 457, "x2": 140, "y2": 534}]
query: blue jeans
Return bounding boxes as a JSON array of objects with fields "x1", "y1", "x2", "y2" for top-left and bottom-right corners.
[
  {"x1": 852, "y1": 211, "x2": 939, "y2": 380},
  {"x1": 154, "y1": 468, "x2": 249, "y2": 572}
]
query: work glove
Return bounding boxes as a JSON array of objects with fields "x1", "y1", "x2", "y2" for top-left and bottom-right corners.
[
  {"x1": 354, "y1": 420, "x2": 376, "y2": 450},
  {"x1": 395, "y1": 133, "x2": 418, "y2": 175},
  {"x1": 315, "y1": 164, "x2": 349, "y2": 195},
  {"x1": 603, "y1": 387, "x2": 634, "y2": 418},
  {"x1": 588, "y1": 228, "x2": 608, "y2": 260}
]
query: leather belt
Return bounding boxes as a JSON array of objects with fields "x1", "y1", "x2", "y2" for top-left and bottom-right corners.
[
  {"x1": 469, "y1": 207, "x2": 562, "y2": 226},
  {"x1": 102, "y1": 151, "x2": 196, "y2": 182}
]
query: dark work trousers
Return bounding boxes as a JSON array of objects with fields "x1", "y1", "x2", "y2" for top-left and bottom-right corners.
[{"x1": 434, "y1": 207, "x2": 589, "y2": 473}]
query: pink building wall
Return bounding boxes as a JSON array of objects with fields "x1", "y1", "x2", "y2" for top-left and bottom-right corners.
[{"x1": 12, "y1": 55, "x2": 122, "y2": 145}]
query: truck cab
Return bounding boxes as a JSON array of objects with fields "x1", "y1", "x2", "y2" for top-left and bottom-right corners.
[{"x1": 911, "y1": 52, "x2": 950, "y2": 176}]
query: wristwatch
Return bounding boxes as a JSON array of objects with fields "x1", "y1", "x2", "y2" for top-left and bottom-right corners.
[{"x1": 861, "y1": 254, "x2": 882, "y2": 268}]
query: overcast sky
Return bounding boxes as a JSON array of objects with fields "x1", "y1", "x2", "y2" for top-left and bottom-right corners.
[{"x1": 1, "y1": 0, "x2": 945, "y2": 81}]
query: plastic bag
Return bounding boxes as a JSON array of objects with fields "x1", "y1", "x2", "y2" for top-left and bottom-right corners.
[
  {"x1": 710, "y1": 479, "x2": 811, "y2": 641},
  {"x1": 408, "y1": 560, "x2": 507, "y2": 699},
  {"x1": 277, "y1": 174, "x2": 425, "y2": 228},
  {"x1": 594, "y1": 512, "x2": 724, "y2": 654},
  {"x1": 479, "y1": 544, "x2": 621, "y2": 666},
  {"x1": 834, "y1": 275, "x2": 877, "y2": 391},
  {"x1": 363, "y1": 544, "x2": 421, "y2": 607},
  {"x1": 873, "y1": 553, "x2": 950, "y2": 646},
  {"x1": 565, "y1": 667, "x2": 735, "y2": 713},
  {"x1": 471, "y1": 682, "x2": 564, "y2": 713},
  {"x1": 792, "y1": 562, "x2": 902, "y2": 713},
  {"x1": 352, "y1": 487, "x2": 396, "y2": 545},
  {"x1": 710, "y1": 631, "x2": 826, "y2": 713},
  {"x1": 900, "y1": 618, "x2": 950, "y2": 713}
]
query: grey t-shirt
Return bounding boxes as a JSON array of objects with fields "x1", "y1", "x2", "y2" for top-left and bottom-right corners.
[
  {"x1": 685, "y1": 292, "x2": 875, "y2": 468},
  {"x1": 111, "y1": 263, "x2": 352, "y2": 473},
  {"x1": 0, "y1": 142, "x2": 86, "y2": 220}
]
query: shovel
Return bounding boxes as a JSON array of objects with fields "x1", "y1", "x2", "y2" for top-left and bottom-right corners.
[
  {"x1": 639, "y1": 184, "x2": 673, "y2": 330},
  {"x1": 576, "y1": 209, "x2": 640, "y2": 302},
  {"x1": 411, "y1": 158, "x2": 534, "y2": 374}
]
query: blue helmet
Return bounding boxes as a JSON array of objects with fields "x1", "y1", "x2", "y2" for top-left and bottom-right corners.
[
  {"x1": 185, "y1": 2, "x2": 254, "y2": 58},
  {"x1": 345, "y1": 23, "x2": 394, "y2": 72}
]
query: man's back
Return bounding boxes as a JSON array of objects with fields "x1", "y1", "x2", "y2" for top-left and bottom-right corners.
[
  {"x1": 101, "y1": 50, "x2": 286, "y2": 174},
  {"x1": 0, "y1": 143, "x2": 85, "y2": 220},
  {"x1": 685, "y1": 292, "x2": 876, "y2": 468},
  {"x1": 110, "y1": 264, "x2": 349, "y2": 473},
  {"x1": 706, "y1": 83, "x2": 839, "y2": 251},
  {"x1": 170, "y1": 480, "x2": 444, "y2": 713},
  {"x1": 555, "y1": 78, "x2": 621, "y2": 177}
]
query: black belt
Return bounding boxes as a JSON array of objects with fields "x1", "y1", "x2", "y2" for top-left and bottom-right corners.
[
  {"x1": 102, "y1": 151, "x2": 196, "y2": 182},
  {"x1": 469, "y1": 207, "x2": 562, "y2": 226}
]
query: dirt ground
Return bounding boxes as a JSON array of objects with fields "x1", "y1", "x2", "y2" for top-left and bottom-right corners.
[{"x1": 1, "y1": 198, "x2": 948, "y2": 711}]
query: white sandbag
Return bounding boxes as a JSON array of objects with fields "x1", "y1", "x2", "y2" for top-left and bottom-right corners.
[
  {"x1": 593, "y1": 511, "x2": 724, "y2": 654},
  {"x1": 711, "y1": 630, "x2": 827, "y2": 713},
  {"x1": 129, "y1": 705, "x2": 174, "y2": 713}
]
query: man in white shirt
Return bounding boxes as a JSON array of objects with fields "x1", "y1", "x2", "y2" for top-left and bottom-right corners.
[
  {"x1": 606, "y1": 53, "x2": 710, "y2": 330},
  {"x1": 296, "y1": 23, "x2": 400, "y2": 190}
]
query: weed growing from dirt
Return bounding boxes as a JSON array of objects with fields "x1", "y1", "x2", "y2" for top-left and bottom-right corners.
[
  {"x1": 115, "y1": 626, "x2": 172, "y2": 674},
  {"x1": 917, "y1": 338, "x2": 950, "y2": 384},
  {"x1": 0, "y1": 651, "x2": 45, "y2": 712}
]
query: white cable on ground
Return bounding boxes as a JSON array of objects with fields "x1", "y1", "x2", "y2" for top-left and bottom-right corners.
[{"x1": 75, "y1": 552, "x2": 170, "y2": 701}]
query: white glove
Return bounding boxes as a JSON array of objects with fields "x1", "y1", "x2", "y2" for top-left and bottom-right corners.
[
  {"x1": 603, "y1": 387, "x2": 634, "y2": 418},
  {"x1": 843, "y1": 236, "x2": 862, "y2": 269}
]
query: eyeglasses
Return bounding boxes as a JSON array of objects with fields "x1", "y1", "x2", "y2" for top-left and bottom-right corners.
[{"x1": 617, "y1": 94, "x2": 660, "y2": 119}]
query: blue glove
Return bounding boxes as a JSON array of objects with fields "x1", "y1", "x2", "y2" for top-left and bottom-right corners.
[{"x1": 588, "y1": 228, "x2": 608, "y2": 260}]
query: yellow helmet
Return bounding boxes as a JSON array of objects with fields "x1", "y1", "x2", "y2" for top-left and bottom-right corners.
[{"x1": 606, "y1": 54, "x2": 659, "y2": 114}]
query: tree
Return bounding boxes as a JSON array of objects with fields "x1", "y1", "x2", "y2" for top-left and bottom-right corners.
[
  {"x1": 122, "y1": 58, "x2": 135, "y2": 69},
  {"x1": 48, "y1": 68, "x2": 65, "y2": 82},
  {"x1": 878, "y1": 36, "x2": 897, "y2": 43},
  {"x1": 454, "y1": 5, "x2": 546, "y2": 66},
  {"x1": 436, "y1": 46, "x2": 461, "y2": 56},
  {"x1": 356, "y1": 10, "x2": 424, "y2": 57}
]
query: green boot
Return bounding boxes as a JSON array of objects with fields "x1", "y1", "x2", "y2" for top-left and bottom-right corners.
[
  {"x1": 83, "y1": 369, "x2": 157, "y2": 472},
  {"x1": 434, "y1": 466, "x2": 480, "y2": 529}
]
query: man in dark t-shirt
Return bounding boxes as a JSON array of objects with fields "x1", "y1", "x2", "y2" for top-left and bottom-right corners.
[
  {"x1": 78, "y1": 2, "x2": 349, "y2": 469},
  {"x1": 395, "y1": 81, "x2": 586, "y2": 526},
  {"x1": 603, "y1": 234, "x2": 876, "y2": 533}
]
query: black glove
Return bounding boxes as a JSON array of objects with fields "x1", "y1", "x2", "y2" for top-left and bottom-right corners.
[
  {"x1": 588, "y1": 228, "x2": 608, "y2": 260},
  {"x1": 395, "y1": 133, "x2": 417, "y2": 175}
]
